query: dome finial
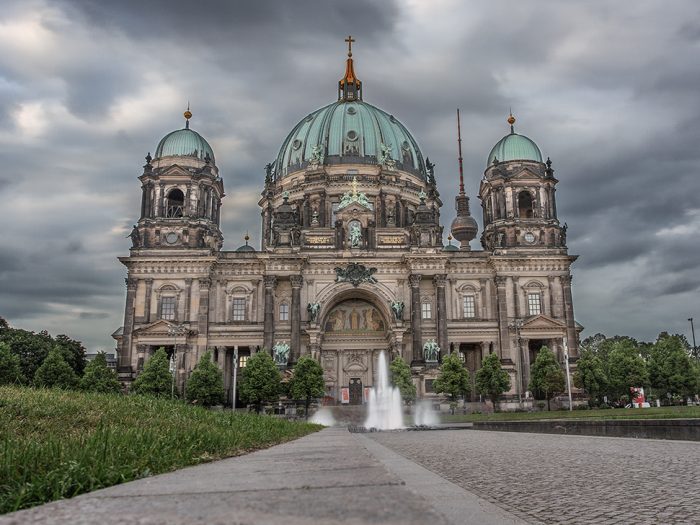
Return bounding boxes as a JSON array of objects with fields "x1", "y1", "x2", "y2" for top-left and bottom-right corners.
[
  {"x1": 339, "y1": 36, "x2": 362, "y2": 101},
  {"x1": 184, "y1": 102, "x2": 192, "y2": 129},
  {"x1": 244, "y1": 231, "x2": 250, "y2": 246},
  {"x1": 507, "y1": 109, "x2": 516, "y2": 134}
]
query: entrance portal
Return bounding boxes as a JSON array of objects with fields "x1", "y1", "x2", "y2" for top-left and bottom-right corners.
[{"x1": 349, "y1": 378, "x2": 363, "y2": 405}]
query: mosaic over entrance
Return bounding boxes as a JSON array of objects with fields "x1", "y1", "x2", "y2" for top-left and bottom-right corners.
[{"x1": 325, "y1": 300, "x2": 386, "y2": 333}]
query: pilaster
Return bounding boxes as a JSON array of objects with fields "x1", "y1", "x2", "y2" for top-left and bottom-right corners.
[{"x1": 409, "y1": 274, "x2": 423, "y2": 365}]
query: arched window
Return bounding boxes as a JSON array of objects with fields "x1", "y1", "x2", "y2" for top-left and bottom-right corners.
[
  {"x1": 518, "y1": 191, "x2": 534, "y2": 218},
  {"x1": 166, "y1": 188, "x2": 185, "y2": 218}
]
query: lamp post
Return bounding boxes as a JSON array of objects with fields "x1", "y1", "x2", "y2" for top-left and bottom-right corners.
[
  {"x1": 168, "y1": 323, "x2": 188, "y2": 399},
  {"x1": 689, "y1": 318, "x2": 697, "y2": 359},
  {"x1": 508, "y1": 319, "x2": 524, "y2": 404},
  {"x1": 231, "y1": 346, "x2": 239, "y2": 411},
  {"x1": 563, "y1": 337, "x2": 573, "y2": 411}
]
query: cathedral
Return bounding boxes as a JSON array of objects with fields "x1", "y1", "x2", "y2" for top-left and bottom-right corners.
[{"x1": 113, "y1": 39, "x2": 581, "y2": 408}]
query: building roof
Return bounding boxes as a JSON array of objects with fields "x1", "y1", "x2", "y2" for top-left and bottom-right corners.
[
  {"x1": 487, "y1": 131, "x2": 542, "y2": 166},
  {"x1": 154, "y1": 127, "x2": 215, "y2": 163}
]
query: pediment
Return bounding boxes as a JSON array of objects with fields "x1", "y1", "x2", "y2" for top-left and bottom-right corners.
[
  {"x1": 335, "y1": 201, "x2": 374, "y2": 216},
  {"x1": 510, "y1": 169, "x2": 541, "y2": 181},
  {"x1": 160, "y1": 164, "x2": 192, "y2": 178},
  {"x1": 521, "y1": 314, "x2": 567, "y2": 331},
  {"x1": 133, "y1": 320, "x2": 193, "y2": 336}
]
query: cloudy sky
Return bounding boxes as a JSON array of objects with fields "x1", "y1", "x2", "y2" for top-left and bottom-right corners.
[{"x1": 1, "y1": 0, "x2": 699, "y2": 351}]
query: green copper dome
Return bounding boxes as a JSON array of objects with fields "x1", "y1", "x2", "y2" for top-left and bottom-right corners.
[
  {"x1": 487, "y1": 131, "x2": 542, "y2": 167},
  {"x1": 155, "y1": 127, "x2": 215, "y2": 163},
  {"x1": 274, "y1": 100, "x2": 427, "y2": 179}
]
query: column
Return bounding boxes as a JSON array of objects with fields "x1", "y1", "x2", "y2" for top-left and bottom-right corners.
[
  {"x1": 434, "y1": 274, "x2": 448, "y2": 354},
  {"x1": 409, "y1": 274, "x2": 423, "y2": 365},
  {"x1": 495, "y1": 276, "x2": 509, "y2": 359},
  {"x1": 185, "y1": 184, "x2": 192, "y2": 216},
  {"x1": 263, "y1": 275, "x2": 277, "y2": 351},
  {"x1": 184, "y1": 278, "x2": 192, "y2": 323},
  {"x1": 290, "y1": 275, "x2": 303, "y2": 362},
  {"x1": 140, "y1": 185, "x2": 147, "y2": 219},
  {"x1": 158, "y1": 182, "x2": 165, "y2": 217},
  {"x1": 561, "y1": 275, "x2": 578, "y2": 356},
  {"x1": 144, "y1": 278, "x2": 153, "y2": 322},
  {"x1": 521, "y1": 338, "x2": 530, "y2": 394},
  {"x1": 119, "y1": 277, "x2": 138, "y2": 370},
  {"x1": 197, "y1": 278, "x2": 211, "y2": 357}
]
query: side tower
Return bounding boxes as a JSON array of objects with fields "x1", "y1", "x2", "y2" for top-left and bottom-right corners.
[
  {"x1": 479, "y1": 114, "x2": 579, "y2": 402},
  {"x1": 131, "y1": 109, "x2": 224, "y2": 251},
  {"x1": 479, "y1": 114, "x2": 563, "y2": 251},
  {"x1": 115, "y1": 109, "x2": 224, "y2": 383}
]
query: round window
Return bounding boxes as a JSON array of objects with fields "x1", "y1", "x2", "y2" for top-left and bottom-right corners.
[
  {"x1": 523, "y1": 232, "x2": 536, "y2": 244},
  {"x1": 347, "y1": 106, "x2": 357, "y2": 115},
  {"x1": 292, "y1": 139, "x2": 302, "y2": 150},
  {"x1": 346, "y1": 130, "x2": 358, "y2": 141},
  {"x1": 165, "y1": 232, "x2": 179, "y2": 245}
]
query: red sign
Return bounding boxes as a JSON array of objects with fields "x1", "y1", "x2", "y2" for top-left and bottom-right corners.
[{"x1": 340, "y1": 387, "x2": 350, "y2": 404}]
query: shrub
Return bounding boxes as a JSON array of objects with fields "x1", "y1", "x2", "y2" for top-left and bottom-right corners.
[
  {"x1": 389, "y1": 356, "x2": 416, "y2": 403},
  {"x1": 185, "y1": 351, "x2": 225, "y2": 406},
  {"x1": 434, "y1": 353, "x2": 471, "y2": 403},
  {"x1": 238, "y1": 351, "x2": 281, "y2": 412},
  {"x1": 289, "y1": 356, "x2": 325, "y2": 418},
  {"x1": 0, "y1": 342, "x2": 24, "y2": 385},
  {"x1": 476, "y1": 352, "x2": 511, "y2": 409}
]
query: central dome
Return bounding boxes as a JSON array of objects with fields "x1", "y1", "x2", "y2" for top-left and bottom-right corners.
[{"x1": 274, "y1": 100, "x2": 426, "y2": 179}]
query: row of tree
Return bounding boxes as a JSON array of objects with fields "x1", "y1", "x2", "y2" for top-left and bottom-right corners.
[{"x1": 574, "y1": 332, "x2": 700, "y2": 406}]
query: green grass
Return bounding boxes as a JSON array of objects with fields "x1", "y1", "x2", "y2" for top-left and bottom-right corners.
[
  {"x1": 0, "y1": 386, "x2": 321, "y2": 514},
  {"x1": 440, "y1": 405, "x2": 700, "y2": 423}
]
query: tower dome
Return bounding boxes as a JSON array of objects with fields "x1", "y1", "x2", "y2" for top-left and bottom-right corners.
[
  {"x1": 154, "y1": 109, "x2": 215, "y2": 163},
  {"x1": 486, "y1": 114, "x2": 542, "y2": 166},
  {"x1": 272, "y1": 38, "x2": 426, "y2": 180}
]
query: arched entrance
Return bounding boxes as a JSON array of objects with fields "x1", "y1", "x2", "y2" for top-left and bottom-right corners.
[{"x1": 319, "y1": 296, "x2": 392, "y2": 405}]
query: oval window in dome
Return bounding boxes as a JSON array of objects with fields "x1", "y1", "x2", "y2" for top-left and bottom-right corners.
[
  {"x1": 347, "y1": 106, "x2": 357, "y2": 115},
  {"x1": 401, "y1": 141, "x2": 410, "y2": 150},
  {"x1": 346, "y1": 130, "x2": 358, "y2": 141},
  {"x1": 305, "y1": 115, "x2": 314, "y2": 122},
  {"x1": 292, "y1": 139, "x2": 302, "y2": 150}
]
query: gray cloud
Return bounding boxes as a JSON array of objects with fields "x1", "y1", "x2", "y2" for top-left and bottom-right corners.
[{"x1": 1, "y1": 0, "x2": 699, "y2": 348}]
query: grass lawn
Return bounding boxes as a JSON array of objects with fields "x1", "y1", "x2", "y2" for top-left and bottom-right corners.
[
  {"x1": 0, "y1": 386, "x2": 321, "y2": 514},
  {"x1": 440, "y1": 405, "x2": 700, "y2": 423}
]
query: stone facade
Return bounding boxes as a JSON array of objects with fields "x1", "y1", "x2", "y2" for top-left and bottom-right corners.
[{"x1": 113, "y1": 49, "x2": 581, "y2": 407}]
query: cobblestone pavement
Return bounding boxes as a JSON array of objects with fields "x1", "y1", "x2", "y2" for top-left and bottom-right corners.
[{"x1": 369, "y1": 430, "x2": 700, "y2": 525}]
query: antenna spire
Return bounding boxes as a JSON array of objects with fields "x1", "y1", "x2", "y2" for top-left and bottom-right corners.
[{"x1": 457, "y1": 108, "x2": 465, "y2": 195}]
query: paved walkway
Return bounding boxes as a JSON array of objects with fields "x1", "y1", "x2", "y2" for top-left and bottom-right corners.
[
  {"x1": 3, "y1": 428, "x2": 698, "y2": 524},
  {"x1": 0, "y1": 428, "x2": 521, "y2": 525}
]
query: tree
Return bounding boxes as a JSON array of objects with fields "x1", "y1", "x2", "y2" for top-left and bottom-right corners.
[
  {"x1": 186, "y1": 351, "x2": 226, "y2": 406},
  {"x1": 529, "y1": 346, "x2": 565, "y2": 411},
  {"x1": 434, "y1": 353, "x2": 471, "y2": 409},
  {"x1": 131, "y1": 348, "x2": 173, "y2": 397},
  {"x1": 389, "y1": 356, "x2": 416, "y2": 404},
  {"x1": 53, "y1": 334, "x2": 87, "y2": 376},
  {"x1": 1, "y1": 328, "x2": 53, "y2": 381},
  {"x1": 648, "y1": 333, "x2": 695, "y2": 404},
  {"x1": 0, "y1": 342, "x2": 24, "y2": 385},
  {"x1": 475, "y1": 352, "x2": 510, "y2": 409},
  {"x1": 573, "y1": 349, "x2": 609, "y2": 406},
  {"x1": 607, "y1": 340, "x2": 648, "y2": 402},
  {"x1": 34, "y1": 347, "x2": 79, "y2": 389},
  {"x1": 80, "y1": 352, "x2": 122, "y2": 394},
  {"x1": 289, "y1": 356, "x2": 325, "y2": 418},
  {"x1": 238, "y1": 351, "x2": 281, "y2": 412}
]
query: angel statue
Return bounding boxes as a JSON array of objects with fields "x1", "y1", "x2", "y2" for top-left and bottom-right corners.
[
  {"x1": 390, "y1": 300, "x2": 404, "y2": 321},
  {"x1": 307, "y1": 302, "x2": 321, "y2": 322},
  {"x1": 349, "y1": 222, "x2": 362, "y2": 248}
]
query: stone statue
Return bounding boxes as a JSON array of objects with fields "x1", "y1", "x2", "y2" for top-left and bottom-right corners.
[
  {"x1": 307, "y1": 302, "x2": 320, "y2": 322},
  {"x1": 425, "y1": 157, "x2": 435, "y2": 183},
  {"x1": 379, "y1": 143, "x2": 396, "y2": 170},
  {"x1": 349, "y1": 222, "x2": 362, "y2": 248},
  {"x1": 128, "y1": 225, "x2": 141, "y2": 248},
  {"x1": 273, "y1": 341, "x2": 290, "y2": 366},
  {"x1": 390, "y1": 300, "x2": 404, "y2": 321},
  {"x1": 423, "y1": 339, "x2": 440, "y2": 363},
  {"x1": 309, "y1": 144, "x2": 324, "y2": 168},
  {"x1": 311, "y1": 207, "x2": 320, "y2": 226},
  {"x1": 264, "y1": 162, "x2": 274, "y2": 183}
]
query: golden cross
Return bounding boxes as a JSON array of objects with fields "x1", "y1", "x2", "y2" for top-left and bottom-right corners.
[{"x1": 345, "y1": 35, "x2": 355, "y2": 57}]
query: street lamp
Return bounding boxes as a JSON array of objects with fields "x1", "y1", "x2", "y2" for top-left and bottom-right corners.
[
  {"x1": 689, "y1": 318, "x2": 697, "y2": 359},
  {"x1": 508, "y1": 319, "x2": 524, "y2": 404},
  {"x1": 563, "y1": 337, "x2": 573, "y2": 411},
  {"x1": 168, "y1": 323, "x2": 188, "y2": 399},
  {"x1": 231, "y1": 346, "x2": 239, "y2": 412}
]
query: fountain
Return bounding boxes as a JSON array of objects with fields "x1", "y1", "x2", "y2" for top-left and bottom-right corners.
[
  {"x1": 413, "y1": 399, "x2": 439, "y2": 426},
  {"x1": 309, "y1": 407, "x2": 336, "y2": 426},
  {"x1": 364, "y1": 351, "x2": 404, "y2": 430}
]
